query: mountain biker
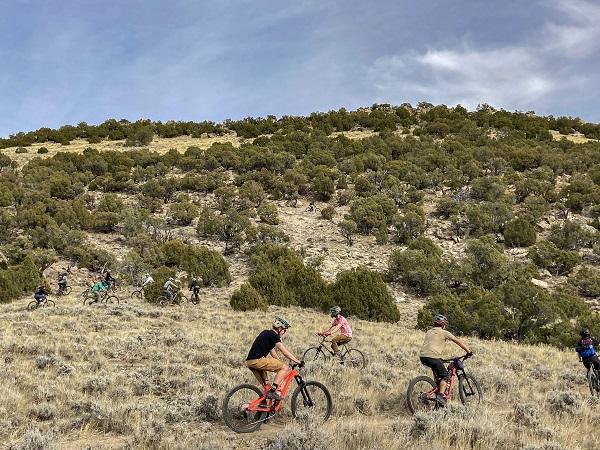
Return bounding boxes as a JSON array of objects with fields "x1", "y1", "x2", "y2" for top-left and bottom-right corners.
[
  {"x1": 90, "y1": 279, "x2": 106, "y2": 304},
  {"x1": 103, "y1": 270, "x2": 115, "y2": 290},
  {"x1": 141, "y1": 272, "x2": 154, "y2": 289},
  {"x1": 318, "y1": 306, "x2": 352, "y2": 358},
  {"x1": 34, "y1": 285, "x2": 49, "y2": 305},
  {"x1": 245, "y1": 317, "x2": 303, "y2": 401},
  {"x1": 57, "y1": 271, "x2": 68, "y2": 293},
  {"x1": 576, "y1": 328, "x2": 600, "y2": 373},
  {"x1": 189, "y1": 277, "x2": 201, "y2": 301},
  {"x1": 419, "y1": 314, "x2": 472, "y2": 406},
  {"x1": 163, "y1": 277, "x2": 179, "y2": 302}
]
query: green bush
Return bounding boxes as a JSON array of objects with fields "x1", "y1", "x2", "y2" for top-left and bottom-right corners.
[
  {"x1": 388, "y1": 249, "x2": 448, "y2": 296},
  {"x1": 570, "y1": 267, "x2": 600, "y2": 297},
  {"x1": 125, "y1": 126, "x2": 154, "y2": 147},
  {"x1": 407, "y1": 236, "x2": 442, "y2": 258},
  {"x1": 0, "y1": 255, "x2": 39, "y2": 301},
  {"x1": 37, "y1": 147, "x2": 49, "y2": 154},
  {"x1": 15, "y1": 147, "x2": 28, "y2": 154},
  {"x1": 549, "y1": 221, "x2": 596, "y2": 250},
  {"x1": 392, "y1": 205, "x2": 425, "y2": 243},
  {"x1": 338, "y1": 219, "x2": 357, "y2": 246},
  {"x1": 528, "y1": 240, "x2": 581, "y2": 275},
  {"x1": 330, "y1": 267, "x2": 400, "y2": 322},
  {"x1": 144, "y1": 266, "x2": 176, "y2": 303},
  {"x1": 159, "y1": 240, "x2": 230, "y2": 286},
  {"x1": 248, "y1": 244, "x2": 328, "y2": 309},
  {"x1": 503, "y1": 217, "x2": 537, "y2": 247},
  {"x1": 465, "y1": 237, "x2": 510, "y2": 289},
  {"x1": 320, "y1": 206, "x2": 336, "y2": 221},
  {"x1": 257, "y1": 201, "x2": 279, "y2": 225},
  {"x1": 92, "y1": 212, "x2": 120, "y2": 232},
  {"x1": 169, "y1": 201, "x2": 199, "y2": 226},
  {"x1": 230, "y1": 283, "x2": 268, "y2": 311}
]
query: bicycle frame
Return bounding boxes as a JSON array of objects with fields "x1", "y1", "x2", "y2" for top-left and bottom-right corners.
[
  {"x1": 246, "y1": 366, "x2": 310, "y2": 415},
  {"x1": 315, "y1": 336, "x2": 350, "y2": 357},
  {"x1": 426, "y1": 356, "x2": 474, "y2": 401}
]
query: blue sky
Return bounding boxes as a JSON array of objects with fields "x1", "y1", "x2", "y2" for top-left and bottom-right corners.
[{"x1": 1, "y1": 0, "x2": 599, "y2": 137}]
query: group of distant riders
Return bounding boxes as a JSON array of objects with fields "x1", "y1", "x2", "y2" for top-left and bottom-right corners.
[
  {"x1": 31, "y1": 265, "x2": 600, "y2": 408},
  {"x1": 32, "y1": 268, "x2": 202, "y2": 307}
]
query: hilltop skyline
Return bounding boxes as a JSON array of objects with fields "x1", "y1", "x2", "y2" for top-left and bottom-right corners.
[{"x1": 1, "y1": 0, "x2": 599, "y2": 137}]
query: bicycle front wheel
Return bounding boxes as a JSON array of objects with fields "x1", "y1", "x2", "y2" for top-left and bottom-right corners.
[
  {"x1": 302, "y1": 347, "x2": 328, "y2": 365},
  {"x1": 344, "y1": 349, "x2": 366, "y2": 369},
  {"x1": 222, "y1": 384, "x2": 266, "y2": 433},
  {"x1": 131, "y1": 289, "x2": 143, "y2": 300},
  {"x1": 62, "y1": 286, "x2": 72, "y2": 295},
  {"x1": 103, "y1": 295, "x2": 120, "y2": 305},
  {"x1": 44, "y1": 299, "x2": 55, "y2": 308},
  {"x1": 458, "y1": 374, "x2": 483, "y2": 406},
  {"x1": 406, "y1": 376, "x2": 437, "y2": 415},
  {"x1": 290, "y1": 381, "x2": 332, "y2": 422}
]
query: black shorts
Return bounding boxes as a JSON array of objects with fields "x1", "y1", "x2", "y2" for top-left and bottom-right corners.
[
  {"x1": 420, "y1": 356, "x2": 449, "y2": 381},
  {"x1": 583, "y1": 356, "x2": 600, "y2": 371}
]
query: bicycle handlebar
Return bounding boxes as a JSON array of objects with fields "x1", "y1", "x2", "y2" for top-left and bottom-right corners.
[{"x1": 441, "y1": 353, "x2": 473, "y2": 363}]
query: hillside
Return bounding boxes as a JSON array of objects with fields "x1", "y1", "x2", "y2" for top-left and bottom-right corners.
[{"x1": 0, "y1": 104, "x2": 600, "y2": 448}]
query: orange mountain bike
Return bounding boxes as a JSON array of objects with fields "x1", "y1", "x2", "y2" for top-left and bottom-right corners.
[
  {"x1": 222, "y1": 363, "x2": 332, "y2": 433},
  {"x1": 406, "y1": 354, "x2": 482, "y2": 414}
]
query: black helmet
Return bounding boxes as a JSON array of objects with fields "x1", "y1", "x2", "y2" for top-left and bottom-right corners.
[{"x1": 580, "y1": 328, "x2": 591, "y2": 338}]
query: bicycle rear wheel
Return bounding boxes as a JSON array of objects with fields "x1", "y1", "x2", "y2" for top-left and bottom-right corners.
[
  {"x1": 290, "y1": 381, "x2": 332, "y2": 422},
  {"x1": 344, "y1": 349, "x2": 366, "y2": 369},
  {"x1": 27, "y1": 301, "x2": 39, "y2": 311},
  {"x1": 178, "y1": 293, "x2": 189, "y2": 304},
  {"x1": 222, "y1": 384, "x2": 266, "y2": 433},
  {"x1": 458, "y1": 374, "x2": 482, "y2": 406},
  {"x1": 406, "y1": 376, "x2": 437, "y2": 414},
  {"x1": 157, "y1": 296, "x2": 170, "y2": 306}
]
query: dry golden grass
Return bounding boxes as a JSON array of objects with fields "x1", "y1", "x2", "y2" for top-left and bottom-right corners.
[
  {"x1": 549, "y1": 130, "x2": 597, "y2": 144},
  {"x1": 0, "y1": 281, "x2": 596, "y2": 450}
]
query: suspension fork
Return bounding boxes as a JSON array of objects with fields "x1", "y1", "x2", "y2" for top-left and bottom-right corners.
[
  {"x1": 295, "y1": 375, "x2": 315, "y2": 407},
  {"x1": 458, "y1": 369, "x2": 475, "y2": 395}
]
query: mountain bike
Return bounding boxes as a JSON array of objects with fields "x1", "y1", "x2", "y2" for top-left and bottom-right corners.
[
  {"x1": 406, "y1": 354, "x2": 482, "y2": 414},
  {"x1": 302, "y1": 335, "x2": 366, "y2": 369},
  {"x1": 157, "y1": 289, "x2": 188, "y2": 306},
  {"x1": 222, "y1": 363, "x2": 332, "y2": 433},
  {"x1": 587, "y1": 365, "x2": 600, "y2": 398},
  {"x1": 82, "y1": 290, "x2": 119, "y2": 306},
  {"x1": 305, "y1": 202, "x2": 319, "y2": 213},
  {"x1": 55, "y1": 284, "x2": 72, "y2": 296},
  {"x1": 130, "y1": 287, "x2": 145, "y2": 300},
  {"x1": 189, "y1": 287, "x2": 200, "y2": 305},
  {"x1": 27, "y1": 296, "x2": 55, "y2": 310}
]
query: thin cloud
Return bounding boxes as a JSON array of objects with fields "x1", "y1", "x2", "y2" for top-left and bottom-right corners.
[{"x1": 368, "y1": 0, "x2": 600, "y2": 115}]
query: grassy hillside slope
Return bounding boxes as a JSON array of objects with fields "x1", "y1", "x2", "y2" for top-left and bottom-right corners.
[{"x1": 0, "y1": 289, "x2": 596, "y2": 450}]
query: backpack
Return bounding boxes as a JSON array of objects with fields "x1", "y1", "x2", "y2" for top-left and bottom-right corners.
[{"x1": 577, "y1": 339, "x2": 596, "y2": 358}]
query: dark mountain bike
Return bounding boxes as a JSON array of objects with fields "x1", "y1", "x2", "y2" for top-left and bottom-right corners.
[
  {"x1": 157, "y1": 289, "x2": 188, "y2": 306},
  {"x1": 55, "y1": 284, "x2": 72, "y2": 296},
  {"x1": 406, "y1": 354, "x2": 482, "y2": 414},
  {"x1": 302, "y1": 335, "x2": 366, "y2": 369},
  {"x1": 82, "y1": 290, "x2": 119, "y2": 305},
  {"x1": 190, "y1": 287, "x2": 200, "y2": 305},
  {"x1": 222, "y1": 363, "x2": 332, "y2": 433},
  {"x1": 587, "y1": 365, "x2": 600, "y2": 398},
  {"x1": 27, "y1": 297, "x2": 55, "y2": 310}
]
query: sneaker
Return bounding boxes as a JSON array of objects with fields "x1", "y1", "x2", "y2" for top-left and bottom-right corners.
[
  {"x1": 266, "y1": 389, "x2": 281, "y2": 401},
  {"x1": 435, "y1": 394, "x2": 447, "y2": 407}
]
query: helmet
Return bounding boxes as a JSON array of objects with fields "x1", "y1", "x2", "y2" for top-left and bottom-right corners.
[
  {"x1": 433, "y1": 314, "x2": 448, "y2": 326},
  {"x1": 145, "y1": 273, "x2": 150, "y2": 277},
  {"x1": 580, "y1": 328, "x2": 591, "y2": 338},
  {"x1": 168, "y1": 277, "x2": 174, "y2": 282},
  {"x1": 272, "y1": 316, "x2": 290, "y2": 330},
  {"x1": 192, "y1": 277, "x2": 197, "y2": 281},
  {"x1": 329, "y1": 306, "x2": 341, "y2": 317}
]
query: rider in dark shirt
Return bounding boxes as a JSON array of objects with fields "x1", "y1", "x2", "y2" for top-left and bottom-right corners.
[{"x1": 245, "y1": 317, "x2": 303, "y2": 400}]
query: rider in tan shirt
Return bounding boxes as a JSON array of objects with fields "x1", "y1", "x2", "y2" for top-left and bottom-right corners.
[{"x1": 419, "y1": 314, "x2": 472, "y2": 406}]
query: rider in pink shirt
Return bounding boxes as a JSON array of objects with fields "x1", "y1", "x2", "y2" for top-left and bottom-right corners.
[{"x1": 318, "y1": 306, "x2": 353, "y2": 356}]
